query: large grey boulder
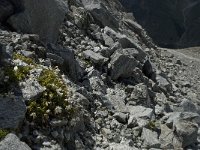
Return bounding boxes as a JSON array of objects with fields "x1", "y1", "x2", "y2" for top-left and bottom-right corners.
[
  {"x1": 81, "y1": 0, "x2": 119, "y2": 29},
  {"x1": 0, "y1": 97, "x2": 26, "y2": 129},
  {"x1": 109, "y1": 48, "x2": 140, "y2": 80},
  {"x1": 141, "y1": 128, "x2": 160, "y2": 148},
  {"x1": 0, "y1": 134, "x2": 31, "y2": 150},
  {"x1": 0, "y1": 0, "x2": 14, "y2": 22},
  {"x1": 8, "y1": 0, "x2": 68, "y2": 44}
]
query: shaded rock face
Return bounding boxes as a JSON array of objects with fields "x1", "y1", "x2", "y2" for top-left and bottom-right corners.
[
  {"x1": 1, "y1": 0, "x2": 68, "y2": 44},
  {"x1": 120, "y1": 0, "x2": 200, "y2": 48}
]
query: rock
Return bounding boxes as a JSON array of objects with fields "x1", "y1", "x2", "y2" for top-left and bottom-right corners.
[
  {"x1": 89, "y1": 75, "x2": 107, "y2": 94},
  {"x1": 8, "y1": 0, "x2": 68, "y2": 44},
  {"x1": 48, "y1": 44, "x2": 83, "y2": 81},
  {"x1": 0, "y1": 97, "x2": 26, "y2": 129},
  {"x1": 100, "y1": 42, "x2": 120, "y2": 58},
  {"x1": 156, "y1": 75, "x2": 171, "y2": 92},
  {"x1": 102, "y1": 33, "x2": 114, "y2": 47},
  {"x1": 83, "y1": 50, "x2": 108, "y2": 65},
  {"x1": 141, "y1": 128, "x2": 160, "y2": 148},
  {"x1": 109, "y1": 48, "x2": 139, "y2": 80},
  {"x1": 81, "y1": 0, "x2": 119, "y2": 29},
  {"x1": 21, "y1": 78, "x2": 46, "y2": 101},
  {"x1": 106, "y1": 88, "x2": 127, "y2": 112},
  {"x1": 128, "y1": 83, "x2": 150, "y2": 106},
  {"x1": 159, "y1": 124, "x2": 181, "y2": 149},
  {"x1": 180, "y1": 99, "x2": 197, "y2": 113},
  {"x1": 142, "y1": 60, "x2": 156, "y2": 80},
  {"x1": 47, "y1": 53, "x2": 64, "y2": 65},
  {"x1": 109, "y1": 143, "x2": 138, "y2": 150},
  {"x1": 128, "y1": 106, "x2": 153, "y2": 119},
  {"x1": 173, "y1": 120, "x2": 198, "y2": 148},
  {"x1": 0, "y1": 133, "x2": 31, "y2": 150},
  {"x1": 127, "y1": 116, "x2": 137, "y2": 128},
  {"x1": 113, "y1": 112, "x2": 128, "y2": 124},
  {"x1": 0, "y1": 0, "x2": 14, "y2": 22},
  {"x1": 118, "y1": 35, "x2": 141, "y2": 49}
]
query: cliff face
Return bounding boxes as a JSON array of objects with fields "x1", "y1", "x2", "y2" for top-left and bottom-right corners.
[{"x1": 120, "y1": 0, "x2": 200, "y2": 48}]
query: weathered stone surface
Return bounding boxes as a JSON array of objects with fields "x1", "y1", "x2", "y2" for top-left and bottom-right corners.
[
  {"x1": 0, "y1": 0, "x2": 14, "y2": 22},
  {"x1": 113, "y1": 112, "x2": 128, "y2": 124},
  {"x1": 109, "y1": 49, "x2": 139, "y2": 80},
  {"x1": 0, "y1": 97, "x2": 26, "y2": 129},
  {"x1": 81, "y1": 0, "x2": 119, "y2": 29},
  {"x1": 8, "y1": 0, "x2": 68, "y2": 44},
  {"x1": 20, "y1": 78, "x2": 46, "y2": 101},
  {"x1": 142, "y1": 128, "x2": 160, "y2": 148},
  {"x1": 128, "y1": 106, "x2": 153, "y2": 119},
  {"x1": 83, "y1": 50, "x2": 108, "y2": 65},
  {"x1": 118, "y1": 35, "x2": 141, "y2": 49},
  {"x1": 106, "y1": 88, "x2": 127, "y2": 112},
  {"x1": 174, "y1": 120, "x2": 198, "y2": 148},
  {"x1": 128, "y1": 83, "x2": 150, "y2": 106},
  {"x1": 156, "y1": 75, "x2": 171, "y2": 92},
  {"x1": 0, "y1": 134, "x2": 31, "y2": 150},
  {"x1": 159, "y1": 124, "x2": 181, "y2": 149}
]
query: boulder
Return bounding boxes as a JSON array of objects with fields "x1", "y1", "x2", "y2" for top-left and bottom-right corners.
[
  {"x1": 0, "y1": 97, "x2": 26, "y2": 129},
  {"x1": 20, "y1": 78, "x2": 46, "y2": 101},
  {"x1": 0, "y1": 0, "x2": 14, "y2": 22},
  {"x1": 109, "y1": 49, "x2": 139, "y2": 80},
  {"x1": 81, "y1": 0, "x2": 119, "y2": 29},
  {"x1": 141, "y1": 128, "x2": 160, "y2": 148},
  {"x1": 0, "y1": 133, "x2": 31, "y2": 150},
  {"x1": 83, "y1": 50, "x2": 108, "y2": 65},
  {"x1": 8, "y1": 0, "x2": 68, "y2": 44}
]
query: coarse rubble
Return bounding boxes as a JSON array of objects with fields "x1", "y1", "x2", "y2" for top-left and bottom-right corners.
[{"x1": 0, "y1": 0, "x2": 200, "y2": 150}]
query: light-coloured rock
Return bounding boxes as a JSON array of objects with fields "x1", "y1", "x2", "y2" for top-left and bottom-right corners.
[
  {"x1": 0, "y1": 134, "x2": 31, "y2": 150},
  {"x1": 142, "y1": 128, "x2": 160, "y2": 148},
  {"x1": 83, "y1": 50, "x2": 108, "y2": 65},
  {"x1": 21, "y1": 78, "x2": 46, "y2": 101}
]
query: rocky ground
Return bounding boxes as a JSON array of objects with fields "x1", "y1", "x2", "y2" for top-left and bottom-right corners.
[{"x1": 0, "y1": 0, "x2": 200, "y2": 150}]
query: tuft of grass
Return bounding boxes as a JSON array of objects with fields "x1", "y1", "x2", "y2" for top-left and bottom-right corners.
[
  {"x1": 13, "y1": 53, "x2": 35, "y2": 65},
  {"x1": 27, "y1": 69, "x2": 76, "y2": 125},
  {"x1": 4, "y1": 66, "x2": 32, "y2": 82}
]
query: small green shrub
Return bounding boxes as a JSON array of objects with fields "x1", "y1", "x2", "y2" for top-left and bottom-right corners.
[
  {"x1": 27, "y1": 69, "x2": 75, "y2": 125},
  {"x1": 13, "y1": 53, "x2": 35, "y2": 65},
  {"x1": 0, "y1": 129, "x2": 9, "y2": 139}
]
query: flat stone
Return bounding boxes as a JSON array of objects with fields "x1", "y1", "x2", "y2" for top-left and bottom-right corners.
[{"x1": 83, "y1": 50, "x2": 108, "y2": 65}]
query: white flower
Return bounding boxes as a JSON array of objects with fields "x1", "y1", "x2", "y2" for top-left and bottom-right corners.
[
  {"x1": 14, "y1": 66, "x2": 18, "y2": 71},
  {"x1": 54, "y1": 106, "x2": 62, "y2": 114}
]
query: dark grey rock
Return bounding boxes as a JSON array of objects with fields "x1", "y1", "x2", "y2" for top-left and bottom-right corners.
[
  {"x1": 109, "y1": 49, "x2": 139, "y2": 80},
  {"x1": 8, "y1": 0, "x2": 68, "y2": 44},
  {"x1": 0, "y1": 133, "x2": 31, "y2": 150},
  {"x1": 113, "y1": 112, "x2": 128, "y2": 124},
  {"x1": 0, "y1": 97, "x2": 26, "y2": 129},
  {"x1": 118, "y1": 35, "x2": 141, "y2": 49},
  {"x1": 81, "y1": 0, "x2": 119, "y2": 30},
  {"x1": 0, "y1": 0, "x2": 14, "y2": 22}
]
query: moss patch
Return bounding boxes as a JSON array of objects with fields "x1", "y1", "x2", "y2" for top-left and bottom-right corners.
[{"x1": 0, "y1": 129, "x2": 9, "y2": 139}]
